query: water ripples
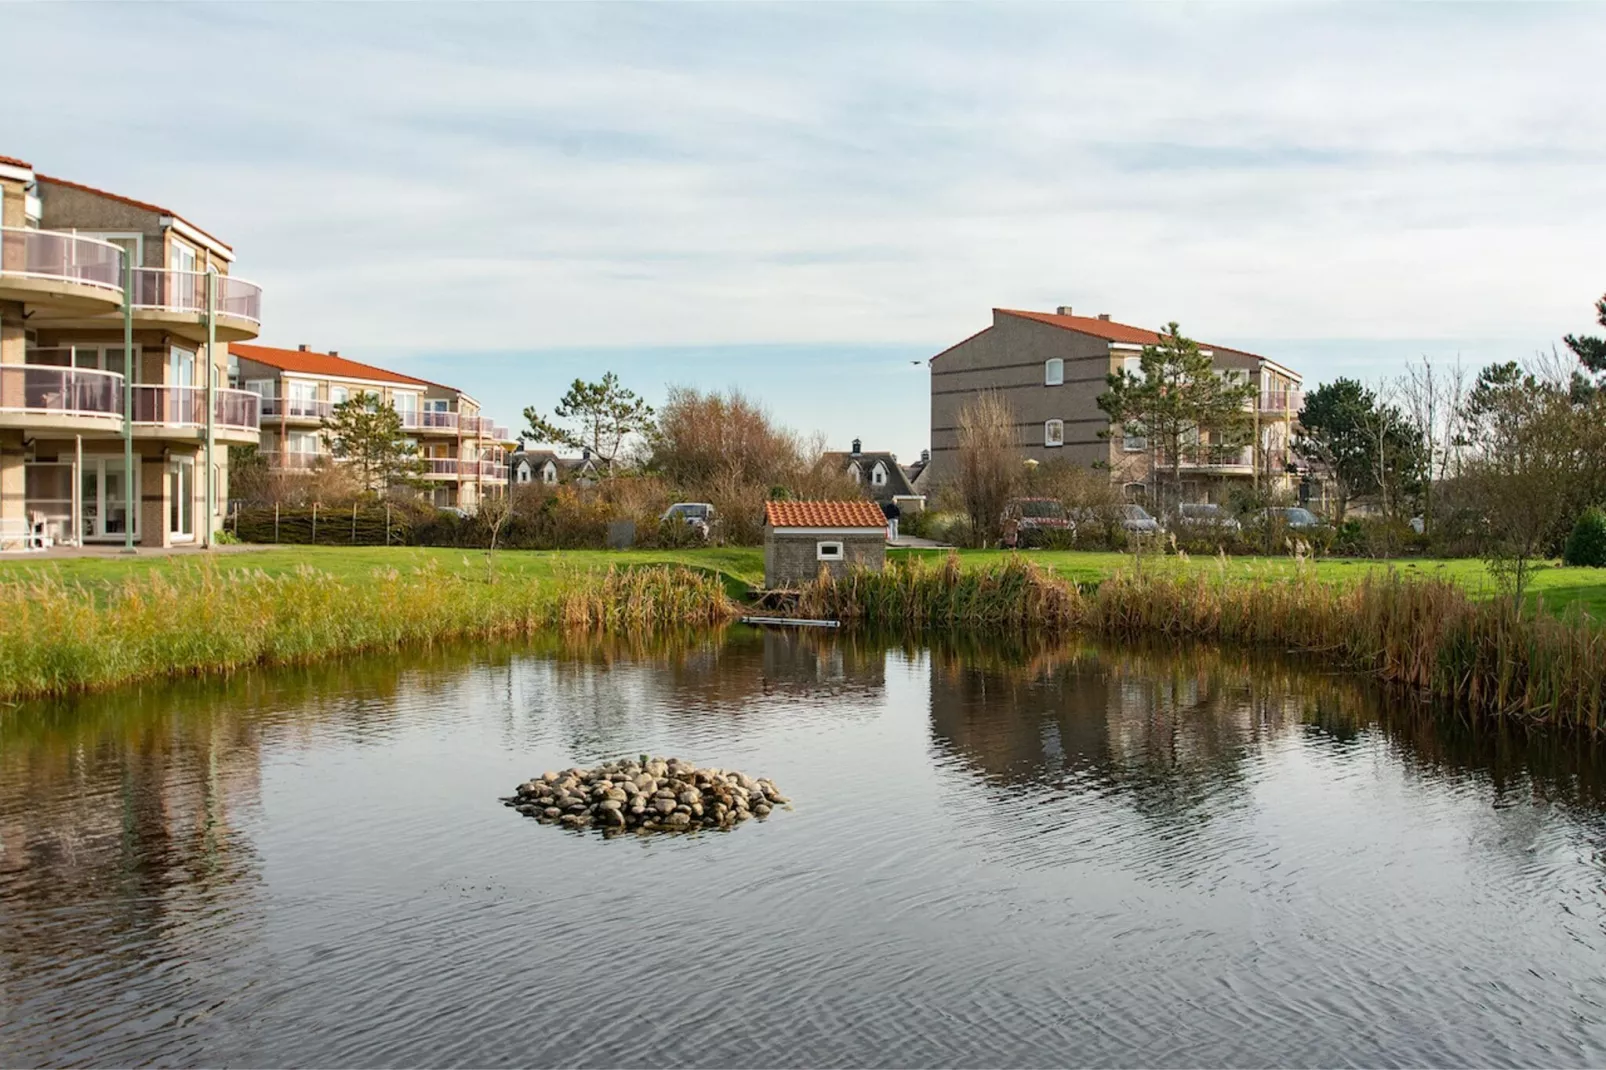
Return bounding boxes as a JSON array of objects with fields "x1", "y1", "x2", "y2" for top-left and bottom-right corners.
[{"x1": 3, "y1": 633, "x2": 1606, "y2": 1066}]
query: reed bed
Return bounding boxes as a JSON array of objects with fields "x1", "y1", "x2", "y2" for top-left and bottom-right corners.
[
  {"x1": 798, "y1": 554, "x2": 1606, "y2": 733},
  {"x1": 0, "y1": 562, "x2": 736, "y2": 703}
]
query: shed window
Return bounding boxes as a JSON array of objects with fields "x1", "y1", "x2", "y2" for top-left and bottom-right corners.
[
  {"x1": 1045, "y1": 358, "x2": 1064, "y2": 386},
  {"x1": 817, "y1": 541, "x2": 844, "y2": 561},
  {"x1": 1044, "y1": 419, "x2": 1064, "y2": 447}
]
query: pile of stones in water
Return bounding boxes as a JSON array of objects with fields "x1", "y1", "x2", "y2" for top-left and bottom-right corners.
[{"x1": 504, "y1": 756, "x2": 789, "y2": 833}]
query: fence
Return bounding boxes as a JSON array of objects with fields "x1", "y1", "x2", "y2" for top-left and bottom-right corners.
[{"x1": 230, "y1": 503, "x2": 412, "y2": 546}]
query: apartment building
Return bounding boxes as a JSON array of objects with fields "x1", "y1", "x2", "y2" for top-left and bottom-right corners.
[
  {"x1": 230, "y1": 343, "x2": 510, "y2": 510},
  {"x1": 0, "y1": 154, "x2": 263, "y2": 548},
  {"x1": 929, "y1": 307, "x2": 1303, "y2": 503}
]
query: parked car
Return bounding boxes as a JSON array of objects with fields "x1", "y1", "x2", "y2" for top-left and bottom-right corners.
[
  {"x1": 1250, "y1": 506, "x2": 1326, "y2": 531},
  {"x1": 661, "y1": 502, "x2": 715, "y2": 539},
  {"x1": 1001, "y1": 498, "x2": 1073, "y2": 548},
  {"x1": 1120, "y1": 503, "x2": 1162, "y2": 535},
  {"x1": 1175, "y1": 502, "x2": 1242, "y2": 533}
]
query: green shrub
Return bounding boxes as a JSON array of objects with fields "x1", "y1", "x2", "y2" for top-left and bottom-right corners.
[{"x1": 1564, "y1": 507, "x2": 1606, "y2": 567}]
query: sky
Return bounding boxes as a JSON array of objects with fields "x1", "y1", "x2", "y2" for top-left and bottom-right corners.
[{"x1": 8, "y1": 3, "x2": 1605, "y2": 459}]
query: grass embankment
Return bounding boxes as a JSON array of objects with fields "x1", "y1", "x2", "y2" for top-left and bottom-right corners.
[
  {"x1": 799, "y1": 555, "x2": 1606, "y2": 733},
  {"x1": 9, "y1": 546, "x2": 1606, "y2": 617},
  {"x1": 0, "y1": 563, "x2": 736, "y2": 703}
]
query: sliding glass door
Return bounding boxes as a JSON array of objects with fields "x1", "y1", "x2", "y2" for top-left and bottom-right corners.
[{"x1": 81, "y1": 457, "x2": 139, "y2": 541}]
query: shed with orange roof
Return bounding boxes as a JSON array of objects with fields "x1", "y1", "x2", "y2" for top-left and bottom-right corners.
[{"x1": 763, "y1": 499, "x2": 887, "y2": 588}]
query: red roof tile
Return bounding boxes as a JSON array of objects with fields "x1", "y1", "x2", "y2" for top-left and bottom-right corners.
[
  {"x1": 230, "y1": 343, "x2": 455, "y2": 391},
  {"x1": 993, "y1": 308, "x2": 1268, "y2": 361},
  {"x1": 0, "y1": 154, "x2": 32, "y2": 169},
  {"x1": 765, "y1": 500, "x2": 887, "y2": 529},
  {"x1": 36, "y1": 173, "x2": 232, "y2": 254}
]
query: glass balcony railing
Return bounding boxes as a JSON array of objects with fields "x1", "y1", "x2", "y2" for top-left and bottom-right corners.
[
  {"x1": 130, "y1": 268, "x2": 262, "y2": 325},
  {"x1": 259, "y1": 397, "x2": 332, "y2": 420},
  {"x1": 0, "y1": 365, "x2": 124, "y2": 420},
  {"x1": 131, "y1": 385, "x2": 260, "y2": 431},
  {"x1": 0, "y1": 228, "x2": 124, "y2": 293}
]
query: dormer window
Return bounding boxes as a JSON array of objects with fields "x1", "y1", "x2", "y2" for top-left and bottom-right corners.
[
  {"x1": 871, "y1": 462, "x2": 887, "y2": 486},
  {"x1": 1045, "y1": 358, "x2": 1064, "y2": 386},
  {"x1": 847, "y1": 462, "x2": 861, "y2": 484}
]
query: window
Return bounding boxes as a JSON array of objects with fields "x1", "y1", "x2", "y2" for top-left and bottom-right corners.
[
  {"x1": 847, "y1": 462, "x2": 860, "y2": 484},
  {"x1": 1044, "y1": 419, "x2": 1064, "y2": 447},
  {"x1": 330, "y1": 386, "x2": 349, "y2": 407},
  {"x1": 817, "y1": 541, "x2": 844, "y2": 561},
  {"x1": 871, "y1": 462, "x2": 887, "y2": 486},
  {"x1": 1122, "y1": 355, "x2": 1141, "y2": 379},
  {"x1": 1123, "y1": 433, "x2": 1148, "y2": 452},
  {"x1": 542, "y1": 463, "x2": 557, "y2": 484},
  {"x1": 168, "y1": 240, "x2": 197, "y2": 276},
  {"x1": 1045, "y1": 358, "x2": 1064, "y2": 386},
  {"x1": 516, "y1": 462, "x2": 532, "y2": 484},
  {"x1": 287, "y1": 431, "x2": 320, "y2": 455}
]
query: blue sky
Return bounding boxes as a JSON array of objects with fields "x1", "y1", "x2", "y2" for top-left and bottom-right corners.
[{"x1": 9, "y1": 3, "x2": 1605, "y2": 459}]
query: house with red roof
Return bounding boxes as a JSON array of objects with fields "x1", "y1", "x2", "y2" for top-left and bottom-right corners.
[
  {"x1": 231, "y1": 343, "x2": 511, "y2": 511},
  {"x1": 1, "y1": 154, "x2": 265, "y2": 548},
  {"x1": 928, "y1": 306, "x2": 1305, "y2": 505}
]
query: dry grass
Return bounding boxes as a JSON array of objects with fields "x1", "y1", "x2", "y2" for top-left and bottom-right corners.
[
  {"x1": 798, "y1": 553, "x2": 1606, "y2": 733},
  {"x1": 0, "y1": 562, "x2": 736, "y2": 702}
]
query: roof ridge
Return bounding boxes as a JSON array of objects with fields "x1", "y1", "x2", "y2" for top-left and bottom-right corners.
[
  {"x1": 229, "y1": 342, "x2": 460, "y2": 393},
  {"x1": 37, "y1": 173, "x2": 233, "y2": 253}
]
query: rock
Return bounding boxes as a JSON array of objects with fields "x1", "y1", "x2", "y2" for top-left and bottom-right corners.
[{"x1": 507, "y1": 757, "x2": 785, "y2": 837}]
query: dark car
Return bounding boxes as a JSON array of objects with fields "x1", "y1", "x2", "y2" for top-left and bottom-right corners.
[{"x1": 1002, "y1": 498, "x2": 1073, "y2": 548}]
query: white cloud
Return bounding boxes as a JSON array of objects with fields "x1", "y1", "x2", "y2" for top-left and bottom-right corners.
[{"x1": 7, "y1": 1, "x2": 1605, "y2": 362}]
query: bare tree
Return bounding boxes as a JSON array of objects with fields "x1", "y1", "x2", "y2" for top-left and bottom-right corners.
[
  {"x1": 956, "y1": 391, "x2": 1021, "y2": 547},
  {"x1": 1398, "y1": 354, "x2": 1469, "y2": 533}
]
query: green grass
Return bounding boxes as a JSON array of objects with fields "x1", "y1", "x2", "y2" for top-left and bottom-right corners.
[{"x1": 6, "y1": 545, "x2": 1606, "y2": 616}]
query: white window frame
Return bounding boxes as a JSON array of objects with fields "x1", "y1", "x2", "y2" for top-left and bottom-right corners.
[
  {"x1": 871, "y1": 462, "x2": 887, "y2": 486},
  {"x1": 1044, "y1": 419, "x2": 1064, "y2": 448},
  {"x1": 1123, "y1": 432, "x2": 1148, "y2": 452},
  {"x1": 817, "y1": 540, "x2": 845, "y2": 561},
  {"x1": 542, "y1": 462, "x2": 557, "y2": 484},
  {"x1": 85, "y1": 231, "x2": 145, "y2": 269},
  {"x1": 168, "y1": 238, "x2": 197, "y2": 275},
  {"x1": 330, "y1": 385, "x2": 350, "y2": 407},
  {"x1": 1045, "y1": 358, "x2": 1064, "y2": 386}
]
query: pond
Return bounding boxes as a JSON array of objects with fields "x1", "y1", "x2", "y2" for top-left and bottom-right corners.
[{"x1": 2, "y1": 629, "x2": 1605, "y2": 1068}]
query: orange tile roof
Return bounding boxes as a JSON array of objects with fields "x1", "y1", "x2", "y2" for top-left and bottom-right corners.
[
  {"x1": 993, "y1": 308, "x2": 1267, "y2": 361},
  {"x1": 765, "y1": 500, "x2": 887, "y2": 529},
  {"x1": 36, "y1": 173, "x2": 232, "y2": 254},
  {"x1": 0, "y1": 154, "x2": 32, "y2": 169},
  {"x1": 230, "y1": 343, "x2": 456, "y2": 391}
]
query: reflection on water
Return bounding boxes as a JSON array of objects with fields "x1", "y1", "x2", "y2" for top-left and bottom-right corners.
[{"x1": 3, "y1": 630, "x2": 1605, "y2": 1067}]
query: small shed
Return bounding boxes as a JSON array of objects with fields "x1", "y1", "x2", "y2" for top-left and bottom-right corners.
[{"x1": 764, "y1": 500, "x2": 888, "y2": 589}]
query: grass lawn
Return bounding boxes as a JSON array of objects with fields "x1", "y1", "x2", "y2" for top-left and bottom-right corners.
[{"x1": 4, "y1": 544, "x2": 1605, "y2": 618}]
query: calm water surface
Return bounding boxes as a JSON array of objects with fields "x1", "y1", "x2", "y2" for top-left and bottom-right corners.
[{"x1": 3, "y1": 630, "x2": 1606, "y2": 1068}]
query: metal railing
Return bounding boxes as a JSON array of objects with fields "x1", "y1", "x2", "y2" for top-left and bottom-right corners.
[
  {"x1": 0, "y1": 228, "x2": 124, "y2": 292},
  {"x1": 0, "y1": 365, "x2": 124, "y2": 420},
  {"x1": 404, "y1": 410, "x2": 459, "y2": 432},
  {"x1": 259, "y1": 396, "x2": 332, "y2": 420},
  {"x1": 1159, "y1": 446, "x2": 1255, "y2": 469},
  {"x1": 1258, "y1": 390, "x2": 1303, "y2": 414},
  {"x1": 262, "y1": 451, "x2": 324, "y2": 470},
  {"x1": 129, "y1": 268, "x2": 262, "y2": 325},
  {"x1": 131, "y1": 385, "x2": 261, "y2": 430}
]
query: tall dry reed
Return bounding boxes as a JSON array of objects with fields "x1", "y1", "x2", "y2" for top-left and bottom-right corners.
[
  {"x1": 798, "y1": 554, "x2": 1606, "y2": 733},
  {"x1": 0, "y1": 563, "x2": 736, "y2": 703}
]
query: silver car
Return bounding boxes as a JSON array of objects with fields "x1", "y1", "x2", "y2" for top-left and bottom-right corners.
[
  {"x1": 1122, "y1": 504, "x2": 1161, "y2": 535},
  {"x1": 1177, "y1": 502, "x2": 1242, "y2": 533}
]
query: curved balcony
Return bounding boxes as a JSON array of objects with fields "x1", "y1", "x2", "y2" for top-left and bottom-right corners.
[
  {"x1": 0, "y1": 365, "x2": 126, "y2": 435},
  {"x1": 0, "y1": 228, "x2": 124, "y2": 314},
  {"x1": 130, "y1": 385, "x2": 261, "y2": 444},
  {"x1": 404, "y1": 410, "x2": 459, "y2": 433},
  {"x1": 128, "y1": 268, "x2": 262, "y2": 342}
]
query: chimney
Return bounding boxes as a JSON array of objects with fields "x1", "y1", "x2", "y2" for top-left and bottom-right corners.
[
  {"x1": 1055, "y1": 305, "x2": 1074, "y2": 316},
  {"x1": 582, "y1": 446, "x2": 591, "y2": 461},
  {"x1": 297, "y1": 344, "x2": 309, "y2": 351},
  {"x1": 329, "y1": 350, "x2": 339, "y2": 357},
  {"x1": 921, "y1": 449, "x2": 930, "y2": 463},
  {"x1": 1097, "y1": 313, "x2": 1111, "y2": 322},
  {"x1": 851, "y1": 437, "x2": 862, "y2": 457}
]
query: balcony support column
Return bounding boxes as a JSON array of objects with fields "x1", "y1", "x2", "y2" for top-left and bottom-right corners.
[
  {"x1": 121, "y1": 254, "x2": 135, "y2": 554},
  {"x1": 72, "y1": 434, "x2": 81, "y2": 548},
  {"x1": 204, "y1": 270, "x2": 216, "y2": 549}
]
